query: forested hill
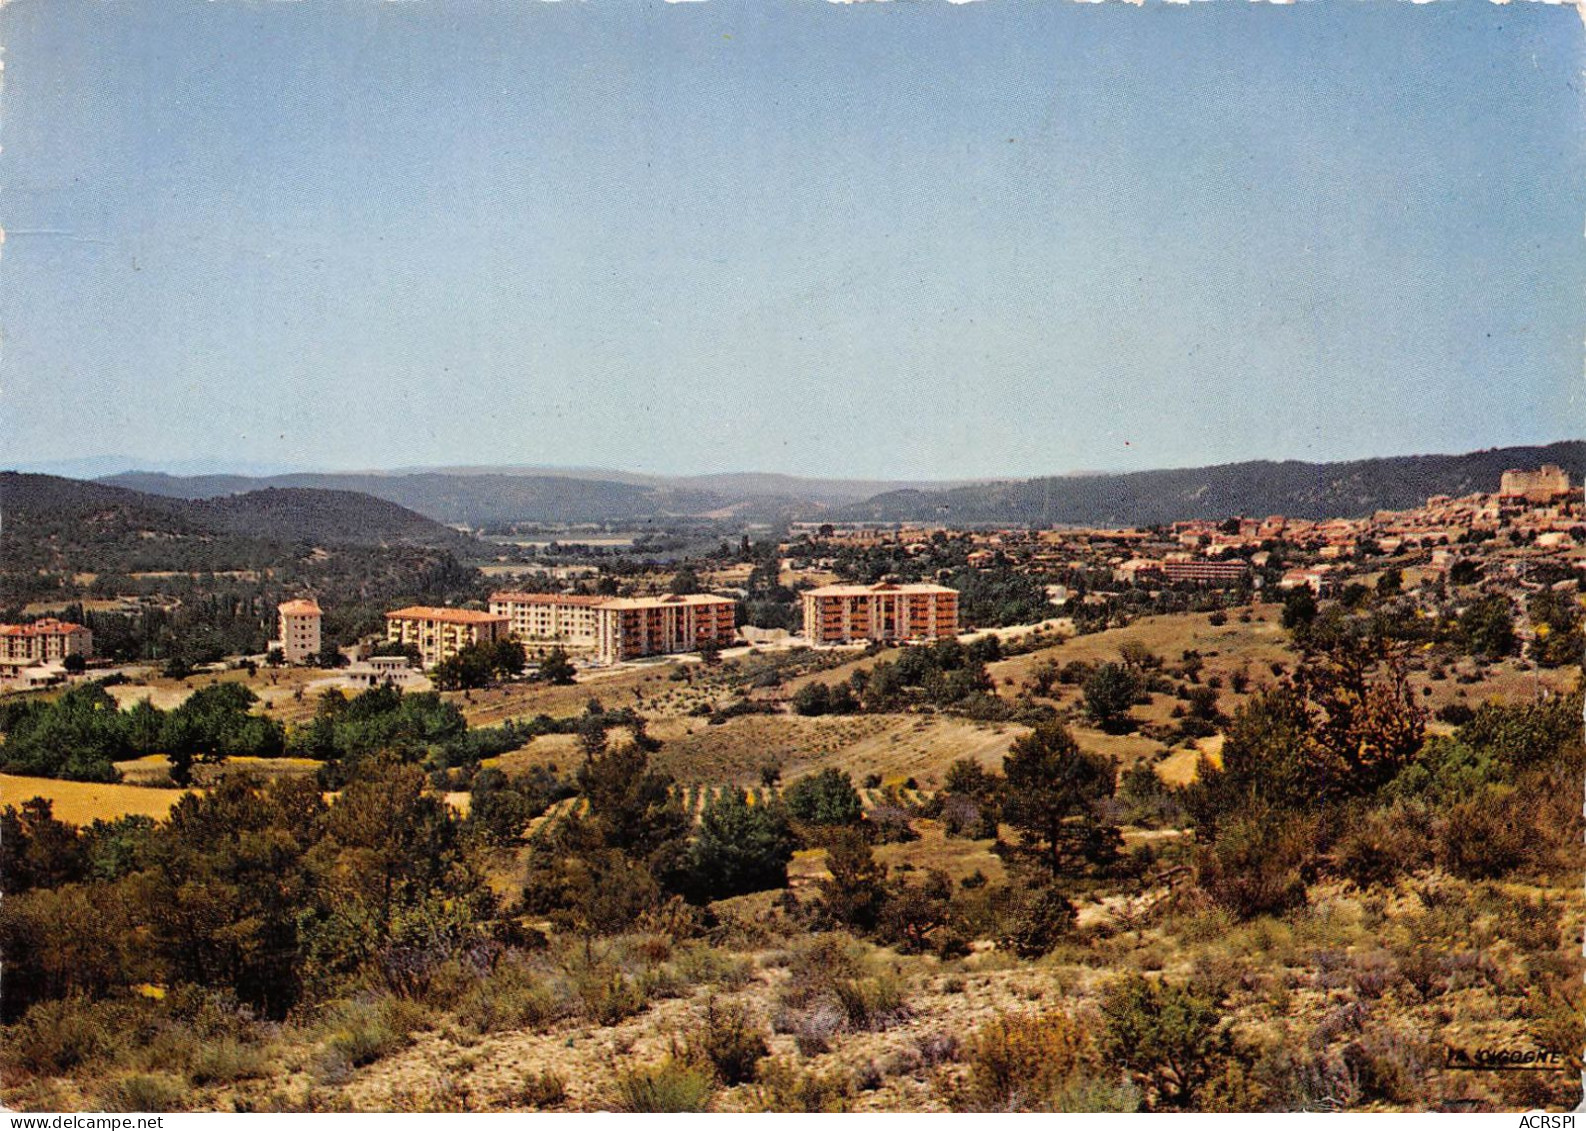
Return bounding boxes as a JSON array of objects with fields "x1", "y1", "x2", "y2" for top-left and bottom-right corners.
[
  {"x1": 103, "y1": 471, "x2": 730, "y2": 526},
  {"x1": 835, "y1": 442, "x2": 1586, "y2": 527},
  {"x1": 0, "y1": 473, "x2": 477, "y2": 574}
]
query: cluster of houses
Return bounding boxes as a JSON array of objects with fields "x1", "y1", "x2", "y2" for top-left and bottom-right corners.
[{"x1": 787, "y1": 465, "x2": 1583, "y2": 602}]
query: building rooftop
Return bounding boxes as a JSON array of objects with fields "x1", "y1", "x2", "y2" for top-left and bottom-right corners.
[
  {"x1": 596, "y1": 593, "x2": 737, "y2": 610},
  {"x1": 385, "y1": 606, "x2": 508, "y2": 625},
  {"x1": 278, "y1": 599, "x2": 322, "y2": 615},
  {"x1": 803, "y1": 582, "x2": 958, "y2": 596},
  {"x1": 490, "y1": 592, "x2": 609, "y2": 607},
  {"x1": 0, "y1": 618, "x2": 90, "y2": 637}
]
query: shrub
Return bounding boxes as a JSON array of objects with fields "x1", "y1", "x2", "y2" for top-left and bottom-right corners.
[
  {"x1": 576, "y1": 970, "x2": 647, "y2": 1027},
  {"x1": 687, "y1": 998, "x2": 769, "y2": 1086},
  {"x1": 777, "y1": 935, "x2": 909, "y2": 1041},
  {"x1": 954, "y1": 1010, "x2": 1092, "y2": 1111},
  {"x1": 1342, "y1": 1028, "x2": 1432, "y2": 1105},
  {"x1": 832, "y1": 972, "x2": 910, "y2": 1032},
  {"x1": 916, "y1": 1030, "x2": 962, "y2": 1067},
  {"x1": 1438, "y1": 787, "x2": 1531, "y2": 879},
  {"x1": 670, "y1": 944, "x2": 757, "y2": 991},
  {"x1": 1195, "y1": 810, "x2": 1313, "y2": 919},
  {"x1": 780, "y1": 935, "x2": 864, "y2": 1009},
  {"x1": 1099, "y1": 975, "x2": 1227, "y2": 1110},
  {"x1": 791, "y1": 682, "x2": 832, "y2": 716},
  {"x1": 744, "y1": 1058, "x2": 853, "y2": 1112},
  {"x1": 101, "y1": 1072, "x2": 188, "y2": 1113},
  {"x1": 321, "y1": 997, "x2": 420, "y2": 1069},
  {"x1": 3, "y1": 996, "x2": 129, "y2": 1075},
  {"x1": 514, "y1": 1070, "x2": 567, "y2": 1109},
  {"x1": 612, "y1": 1057, "x2": 716, "y2": 1112},
  {"x1": 778, "y1": 1000, "x2": 844, "y2": 1057},
  {"x1": 455, "y1": 960, "x2": 560, "y2": 1034},
  {"x1": 1001, "y1": 886, "x2": 1078, "y2": 958},
  {"x1": 186, "y1": 1038, "x2": 272, "y2": 1086},
  {"x1": 1330, "y1": 806, "x2": 1433, "y2": 890}
]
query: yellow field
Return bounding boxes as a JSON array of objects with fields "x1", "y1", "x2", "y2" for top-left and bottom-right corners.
[
  {"x1": 1158, "y1": 734, "x2": 1222, "y2": 786},
  {"x1": 0, "y1": 773, "x2": 192, "y2": 825}
]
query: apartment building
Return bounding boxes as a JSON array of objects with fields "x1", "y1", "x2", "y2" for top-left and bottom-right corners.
[
  {"x1": 276, "y1": 598, "x2": 323, "y2": 665},
  {"x1": 384, "y1": 606, "x2": 509, "y2": 668},
  {"x1": 592, "y1": 594, "x2": 738, "y2": 665},
  {"x1": 1160, "y1": 559, "x2": 1250, "y2": 587},
  {"x1": 0, "y1": 618, "x2": 94, "y2": 673},
  {"x1": 488, "y1": 592, "x2": 605, "y2": 654},
  {"x1": 801, "y1": 582, "x2": 958, "y2": 645}
]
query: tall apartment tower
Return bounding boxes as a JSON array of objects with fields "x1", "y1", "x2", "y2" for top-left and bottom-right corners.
[{"x1": 277, "y1": 598, "x2": 323, "y2": 665}]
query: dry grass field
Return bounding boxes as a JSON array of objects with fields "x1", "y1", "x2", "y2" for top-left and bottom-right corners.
[
  {"x1": 0, "y1": 773, "x2": 193, "y2": 825},
  {"x1": 652, "y1": 713, "x2": 1025, "y2": 788}
]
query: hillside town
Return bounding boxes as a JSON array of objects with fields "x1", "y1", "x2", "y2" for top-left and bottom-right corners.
[{"x1": 2, "y1": 464, "x2": 1577, "y2": 693}]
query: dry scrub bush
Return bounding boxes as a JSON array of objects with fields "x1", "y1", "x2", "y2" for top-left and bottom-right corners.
[
  {"x1": 453, "y1": 958, "x2": 561, "y2": 1035},
  {"x1": 1194, "y1": 812, "x2": 1315, "y2": 920},
  {"x1": 670, "y1": 943, "x2": 757, "y2": 990},
  {"x1": 774, "y1": 934, "x2": 911, "y2": 1048},
  {"x1": 1341, "y1": 1027, "x2": 1433, "y2": 1106},
  {"x1": 742, "y1": 1058, "x2": 854, "y2": 1112},
  {"x1": 184, "y1": 1038, "x2": 273, "y2": 1087},
  {"x1": 1199, "y1": 1032, "x2": 1357, "y2": 1113},
  {"x1": 100, "y1": 1072, "x2": 188, "y2": 1113},
  {"x1": 314, "y1": 996, "x2": 428, "y2": 1080},
  {"x1": 611, "y1": 1057, "x2": 717, "y2": 1113},
  {"x1": 686, "y1": 997, "x2": 769, "y2": 1086},
  {"x1": 2, "y1": 996, "x2": 135, "y2": 1076},
  {"x1": 951, "y1": 1010, "x2": 1095, "y2": 1111},
  {"x1": 511, "y1": 1070, "x2": 568, "y2": 1109},
  {"x1": 1331, "y1": 805, "x2": 1434, "y2": 889},
  {"x1": 575, "y1": 970, "x2": 648, "y2": 1026}
]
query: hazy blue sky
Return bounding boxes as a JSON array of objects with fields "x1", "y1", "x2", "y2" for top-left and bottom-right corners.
[{"x1": 4, "y1": 0, "x2": 1582, "y2": 480}]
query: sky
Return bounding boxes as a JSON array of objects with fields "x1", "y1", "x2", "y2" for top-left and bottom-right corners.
[{"x1": 3, "y1": 0, "x2": 1583, "y2": 481}]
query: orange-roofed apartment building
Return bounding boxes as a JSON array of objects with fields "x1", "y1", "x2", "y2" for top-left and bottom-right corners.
[
  {"x1": 0, "y1": 618, "x2": 93, "y2": 674},
  {"x1": 592, "y1": 594, "x2": 737, "y2": 665},
  {"x1": 277, "y1": 598, "x2": 323, "y2": 665},
  {"x1": 801, "y1": 582, "x2": 958, "y2": 646},
  {"x1": 490, "y1": 591, "x2": 738, "y2": 665},
  {"x1": 488, "y1": 592, "x2": 606, "y2": 655},
  {"x1": 385, "y1": 607, "x2": 509, "y2": 669}
]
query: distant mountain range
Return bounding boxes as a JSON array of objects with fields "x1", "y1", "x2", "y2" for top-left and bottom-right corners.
[
  {"x1": 0, "y1": 443, "x2": 1572, "y2": 555},
  {"x1": 90, "y1": 442, "x2": 1584, "y2": 529},
  {"x1": 99, "y1": 468, "x2": 982, "y2": 526},
  {"x1": 834, "y1": 442, "x2": 1586, "y2": 527}
]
